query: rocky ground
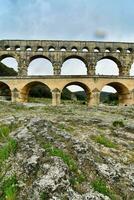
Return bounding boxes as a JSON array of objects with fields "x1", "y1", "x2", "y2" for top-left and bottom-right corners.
[{"x1": 0, "y1": 101, "x2": 134, "y2": 200}]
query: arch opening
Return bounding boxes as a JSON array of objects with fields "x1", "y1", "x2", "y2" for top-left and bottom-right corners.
[
  {"x1": 94, "y1": 47, "x2": 100, "y2": 53},
  {"x1": 116, "y1": 48, "x2": 122, "y2": 53},
  {"x1": 0, "y1": 82, "x2": 11, "y2": 101},
  {"x1": 0, "y1": 56, "x2": 18, "y2": 75},
  {"x1": 61, "y1": 82, "x2": 90, "y2": 105},
  {"x1": 71, "y1": 47, "x2": 77, "y2": 52},
  {"x1": 82, "y1": 47, "x2": 89, "y2": 52},
  {"x1": 100, "y1": 82, "x2": 129, "y2": 105},
  {"x1": 21, "y1": 81, "x2": 52, "y2": 104},
  {"x1": 5, "y1": 45, "x2": 11, "y2": 51},
  {"x1": 61, "y1": 58, "x2": 87, "y2": 75},
  {"x1": 26, "y1": 46, "x2": 32, "y2": 51},
  {"x1": 126, "y1": 48, "x2": 132, "y2": 54},
  {"x1": 105, "y1": 48, "x2": 111, "y2": 53},
  {"x1": 15, "y1": 45, "x2": 21, "y2": 51},
  {"x1": 49, "y1": 46, "x2": 55, "y2": 51},
  {"x1": 130, "y1": 63, "x2": 134, "y2": 76},
  {"x1": 95, "y1": 58, "x2": 119, "y2": 76},
  {"x1": 28, "y1": 56, "x2": 53, "y2": 75},
  {"x1": 37, "y1": 47, "x2": 44, "y2": 51},
  {"x1": 60, "y1": 47, "x2": 66, "y2": 52}
]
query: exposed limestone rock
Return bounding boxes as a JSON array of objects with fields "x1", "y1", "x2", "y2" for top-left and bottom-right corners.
[{"x1": 0, "y1": 104, "x2": 134, "y2": 199}]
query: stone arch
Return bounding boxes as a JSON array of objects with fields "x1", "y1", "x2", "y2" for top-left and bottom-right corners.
[
  {"x1": 0, "y1": 81, "x2": 11, "y2": 101},
  {"x1": 26, "y1": 46, "x2": 32, "y2": 51},
  {"x1": 61, "y1": 56, "x2": 87, "y2": 75},
  {"x1": 21, "y1": 81, "x2": 52, "y2": 103},
  {"x1": 61, "y1": 81, "x2": 91, "y2": 105},
  {"x1": 48, "y1": 46, "x2": 55, "y2": 51},
  {"x1": 82, "y1": 47, "x2": 89, "y2": 52},
  {"x1": 0, "y1": 54, "x2": 19, "y2": 75},
  {"x1": 95, "y1": 56, "x2": 122, "y2": 75},
  {"x1": 0, "y1": 54, "x2": 19, "y2": 62},
  {"x1": 28, "y1": 55, "x2": 53, "y2": 75},
  {"x1": 100, "y1": 82, "x2": 130, "y2": 105},
  {"x1": 60, "y1": 46, "x2": 67, "y2": 51},
  {"x1": 105, "y1": 47, "x2": 111, "y2": 53},
  {"x1": 4, "y1": 45, "x2": 11, "y2": 50},
  {"x1": 71, "y1": 47, "x2": 78, "y2": 52},
  {"x1": 37, "y1": 46, "x2": 44, "y2": 51}
]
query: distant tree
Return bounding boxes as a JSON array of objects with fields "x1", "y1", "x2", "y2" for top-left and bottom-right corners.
[
  {"x1": 29, "y1": 84, "x2": 52, "y2": 98},
  {"x1": 0, "y1": 62, "x2": 17, "y2": 76}
]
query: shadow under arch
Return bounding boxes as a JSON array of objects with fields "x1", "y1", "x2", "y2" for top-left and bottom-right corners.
[
  {"x1": 21, "y1": 81, "x2": 52, "y2": 103},
  {"x1": 101, "y1": 82, "x2": 130, "y2": 105},
  {"x1": 0, "y1": 81, "x2": 11, "y2": 101},
  {"x1": 28, "y1": 55, "x2": 53, "y2": 75},
  {"x1": 61, "y1": 81, "x2": 91, "y2": 105}
]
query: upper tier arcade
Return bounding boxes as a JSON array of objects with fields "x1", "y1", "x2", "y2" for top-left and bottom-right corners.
[{"x1": 0, "y1": 40, "x2": 134, "y2": 76}]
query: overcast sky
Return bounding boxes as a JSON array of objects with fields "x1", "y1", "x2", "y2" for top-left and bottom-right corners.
[
  {"x1": 0, "y1": 0, "x2": 134, "y2": 92},
  {"x1": 0, "y1": 0, "x2": 134, "y2": 41}
]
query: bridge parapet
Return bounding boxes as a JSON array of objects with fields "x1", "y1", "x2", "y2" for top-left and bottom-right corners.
[{"x1": 0, "y1": 40, "x2": 134, "y2": 53}]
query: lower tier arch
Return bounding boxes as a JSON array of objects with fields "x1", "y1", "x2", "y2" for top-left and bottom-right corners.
[{"x1": 20, "y1": 81, "x2": 52, "y2": 103}]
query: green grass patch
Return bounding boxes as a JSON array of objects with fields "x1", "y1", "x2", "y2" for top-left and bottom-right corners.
[
  {"x1": 43, "y1": 143, "x2": 77, "y2": 172},
  {"x1": 43, "y1": 143, "x2": 86, "y2": 188},
  {"x1": 0, "y1": 138, "x2": 17, "y2": 163},
  {"x1": 0, "y1": 123, "x2": 18, "y2": 142},
  {"x1": 40, "y1": 192, "x2": 49, "y2": 200},
  {"x1": 57, "y1": 123, "x2": 75, "y2": 132},
  {"x1": 0, "y1": 125, "x2": 11, "y2": 141},
  {"x1": 112, "y1": 120, "x2": 124, "y2": 128},
  {"x1": 28, "y1": 97, "x2": 51, "y2": 104},
  {"x1": 91, "y1": 178, "x2": 116, "y2": 200},
  {"x1": 91, "y1": 134, "x2": 117, "y2": 148},
  {"x1": 11, "y1": 103, "x2": 28, "y2": 110},
  {"x1": 1, "y1": 175, "x2": 18, "y2": 200}
]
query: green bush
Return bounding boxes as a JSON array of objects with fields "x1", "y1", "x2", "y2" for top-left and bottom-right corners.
[
  {"x1": 91, "y1": 178, "x2": 116, "y2": 200},
  {"x1": 91, "y1": 134, "x2": 117, "y2": 148}
]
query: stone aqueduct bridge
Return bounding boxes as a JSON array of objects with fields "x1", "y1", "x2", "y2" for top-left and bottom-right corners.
[{"x1": 0, "y1": 39, "x2": 134, "y2": 106}]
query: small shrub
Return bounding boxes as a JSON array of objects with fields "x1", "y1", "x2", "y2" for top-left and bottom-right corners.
[
  {"x1": 91, "y1": 134, "x2": 117, "y2": 148},
  {"x1": 112, "y1": 120, "x2": 124, "y2": 127},
  {"x1": 91, "y1": 178, "x2": 116, "y2": 200},
  {"x1": 1, "y1": 175, "x2": 18, "y2": 200}
]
